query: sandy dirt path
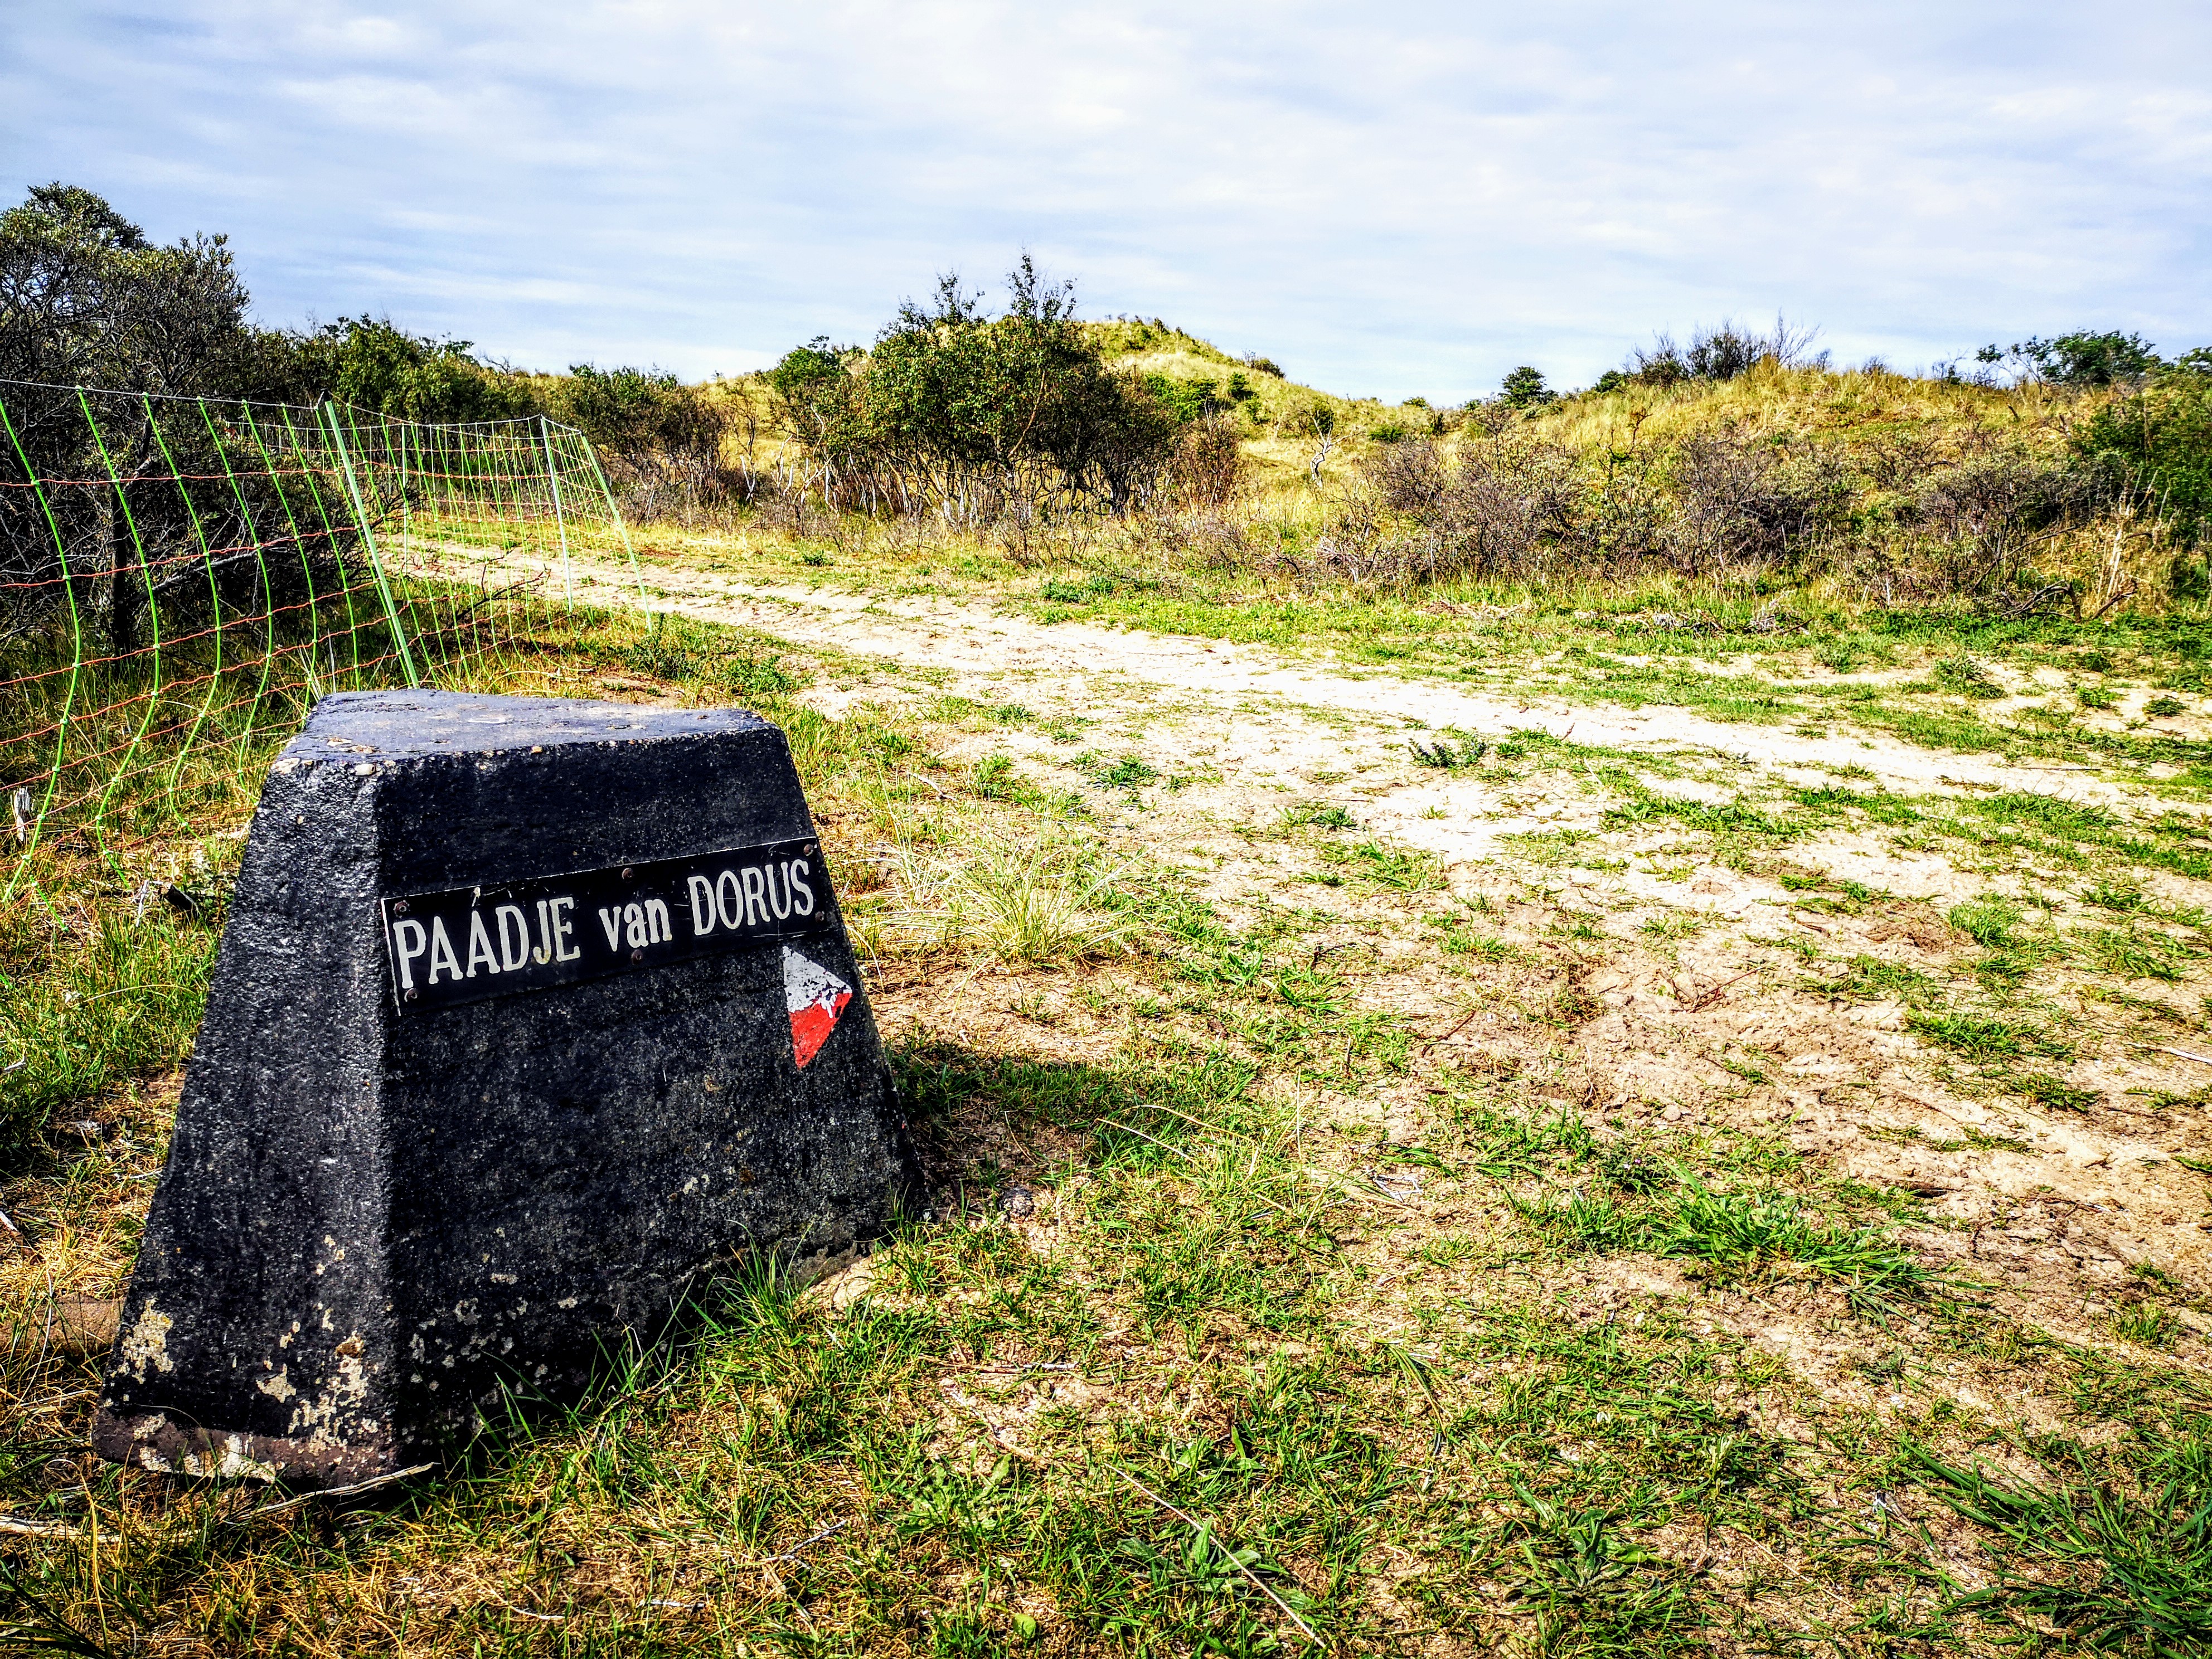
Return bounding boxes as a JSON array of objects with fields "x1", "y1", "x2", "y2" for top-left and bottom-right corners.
[{"x1": 522, "y1": 550, "x2": 2112, "y2": 800}]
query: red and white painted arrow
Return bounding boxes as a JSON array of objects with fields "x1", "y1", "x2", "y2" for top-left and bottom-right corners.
[{"x1": 782, "y1": 946, "x2": 852, "y2": 1069}]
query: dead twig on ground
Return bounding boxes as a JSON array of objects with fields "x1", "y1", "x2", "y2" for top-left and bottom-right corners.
[
  {"x1": 1109, "y1": 1464, "x2": 1321, "y2": 1646},
  {"x1": 236, "y1": 1463, "x2": 436, "y2": 1522},
  {"x1": 1419, "y1": 1006, "x2": 1481, "y2": 1053},
  {"x1": 756, "y1": 1517, "x2": 850, "y2": 1564},
  {"x1": 0, "y1": 1515, "x2": 94, "y2": 1539}
]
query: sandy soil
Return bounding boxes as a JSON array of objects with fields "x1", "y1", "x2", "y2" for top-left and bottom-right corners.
[{"x1": 521, "y1": 549, "x2": 2129, "y2": 797}]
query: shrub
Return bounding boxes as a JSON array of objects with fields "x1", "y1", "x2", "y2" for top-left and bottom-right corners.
[
  {"x1": 1979, "y1": 331, "x2": 2165, "y2": 387},
  {"x1": 279, "y1": 316, "x2": 541, "y2": 424},
  {"x1": 1907, "y1": 451, "x2": 2085, "y2": 595},
  {"x1": 1337, "y1": 435, "x2": 1580, "y2": 584},
  {"x1": 550, "y1": 365, "x2": 730, "y2": 516},
  {"x1": 767, "y1": 336, "x2": 865, "y2": 448},
  {"x1": 1170, "y1": 415, "x2": 1245, "y2": 508},
  {"x1": 772, "y1": 259, "x2": 1187, "y2": 521},
  {"x1": 2077, "y1": 375, "x2": 2212, "y2": 545},
  {"x1": 1621, "y1": 316, "x2": 1826, "y2": 387},
  {"x1": 1663, "y1": 433, "x2": 1850, "y2": 576},
  {"x1": 1143, "y1": 375, "x2": 1225, "y2": 424},
  {"x1": 1499, "y1": 366, "x2": 1553, "y2": 408}
]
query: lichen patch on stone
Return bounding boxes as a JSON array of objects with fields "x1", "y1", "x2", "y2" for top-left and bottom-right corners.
[
  {"x1": 255, "y1": 1367, "x2": 298, "y2": 1402},
  {"x1": 118, "y1": 1298, "x2": 176, "y2": 1379}
]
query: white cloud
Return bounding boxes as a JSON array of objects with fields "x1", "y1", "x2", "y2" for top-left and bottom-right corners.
[{"x1": 2, "y1": 1, "x2": 2208, "y2": 397}]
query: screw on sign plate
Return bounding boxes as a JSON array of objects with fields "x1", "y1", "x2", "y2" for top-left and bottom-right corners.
[
  {"x1": 394, "y1": 899, "x2": 409, "y2": 914},
  {"x1": 622, "y1": 867, "x2": 634, "y2": 880},
  {"x1": 630, "y1": 947, "x2": 644, "y2": 962}
]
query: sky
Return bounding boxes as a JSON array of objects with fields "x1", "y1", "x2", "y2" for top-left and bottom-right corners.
[{"x1": 5, "y1": 2, "x2": 2209, "y2": 401}]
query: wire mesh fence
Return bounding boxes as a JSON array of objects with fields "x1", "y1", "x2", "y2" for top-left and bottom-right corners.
[{"x1": 1, "y1": 381, "x2": 645, "y2": 896}]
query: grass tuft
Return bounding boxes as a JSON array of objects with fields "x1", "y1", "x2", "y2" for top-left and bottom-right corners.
[
  {"x1": 892, "y1": 832, "x2": 1140, "y2": 964},
  {"x1": 1908, "y1": 1439, "x2": 2212, "y2": 1657},
  {"x1": 1, "y1": 905, "x2": 216, "y2": 1165},
  {"x1": 1908, "y1": 1010, "x2": 2072, "y2": 1063}
]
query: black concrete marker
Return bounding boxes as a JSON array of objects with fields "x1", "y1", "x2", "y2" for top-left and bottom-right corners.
[{"x1": 94, "y1": 690, "x2": 919, "y2": 1487}]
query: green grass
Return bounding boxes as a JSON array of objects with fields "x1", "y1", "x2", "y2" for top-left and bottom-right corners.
[
  {"x1": 1514, "y1": 1176, "x2": 1937, "y2": 1313},
  {"x1": 1284, "y1": 799, "x2": 1357, "y2": 831},
  {"x1": 14, "y1": 557, "x2": 2212, "y2": 1655},
  {"x1": 1907, "y1": 1010, "x2": 2073, "y2": 1063},
  {"x1": 1602, "y1": 788, "x2": 1804, "y2": 840},
  {"x1": 2082, "y1": 926, "x2": 2195, "y2": 982},
  {"x1": 2017, "y1": 1071, "x2": 2101, "y2": 1112},
  {"x1": 0, "y1": 904, "x2": 217, "y2": 1166},
  {"x1": 1803, "y1": 954, "x2": 1937, "y2": 1004},
  {"x1": 1314, "y1": 838, "x2": 1444, "y2": 892},
  {"x1": 1933, "y1": 654, "x2": 2007, "y2": 699},
  {"x1": 1907, "y1": 1437, "x2": 2212, "y2": 1657}
]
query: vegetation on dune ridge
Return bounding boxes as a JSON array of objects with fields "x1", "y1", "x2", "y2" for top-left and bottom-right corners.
[{"x1": 721, "y1": 297, "x2": 2212, "y2": 626}]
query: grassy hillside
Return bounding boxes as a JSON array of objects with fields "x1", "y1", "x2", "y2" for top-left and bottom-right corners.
[
  {"x1": 1090, "y1": 329, "x2": 2080, "y2": 496},
  {"x1": 709, "y1": 317, "x2": 2092, "y2": 512}
]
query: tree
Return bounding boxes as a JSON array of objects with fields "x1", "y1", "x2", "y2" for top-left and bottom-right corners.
[
  {"x1": 0, "y1": 183, "x2": 250, "y2": 394},
  {"x1": 1287, "y1": 401, "x2": 1338, "y2": 486},
  {"x1": 1500, "y1": 366, "x2": 1553, "y2": 408},
  {"x1": 1977, "y1": 331, "x2": 2164, "y2": 387},
  {"x1": 0, "y1": 185, "x2": 263, "y2": 647},
  {"x1": 766, "y1": 336, "x2": 867, "y2": 466}
]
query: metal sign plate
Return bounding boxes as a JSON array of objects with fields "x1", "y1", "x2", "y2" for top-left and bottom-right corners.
[{"x1": 380, "y1": 838, "x2": 832, "y2": 1013}]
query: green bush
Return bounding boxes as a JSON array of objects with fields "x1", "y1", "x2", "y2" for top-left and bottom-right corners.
[
  {"x1": 1142, "y1": 374, "x2": 1221, "y2": 425},
  {"x1": 769, "y1": 259, "x2": 1189, "y2": 516},
  {"x1": 549, "y1": 364, "x2": 729, "y2": 503},
  {"x1": 283, "y1": 316, "x2": 541, "y2": 423},
  {"x1": 2077, "y1": 375, "x2": 2212, "y2": 545},
  {"x1": 1499, "y1": 366, "x2": 1553, "y2": 408},
  {"x1": 1981, "y1": 330, "x2": 2165, "y2": 386}
]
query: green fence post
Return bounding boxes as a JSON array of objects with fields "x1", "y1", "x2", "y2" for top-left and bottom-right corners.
[
  {"x1": 540, "y1": 413, "x2": 575, "y2": 607},
  {"x1": 574, "y1": 426, "x2": 651, "y2": 608},
  {"x1": 323, "y1": 402, "x2": 421, "y2": 689},
  {"x1": 0, "y1": 392, "x2": 87, "y2": 899}
]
